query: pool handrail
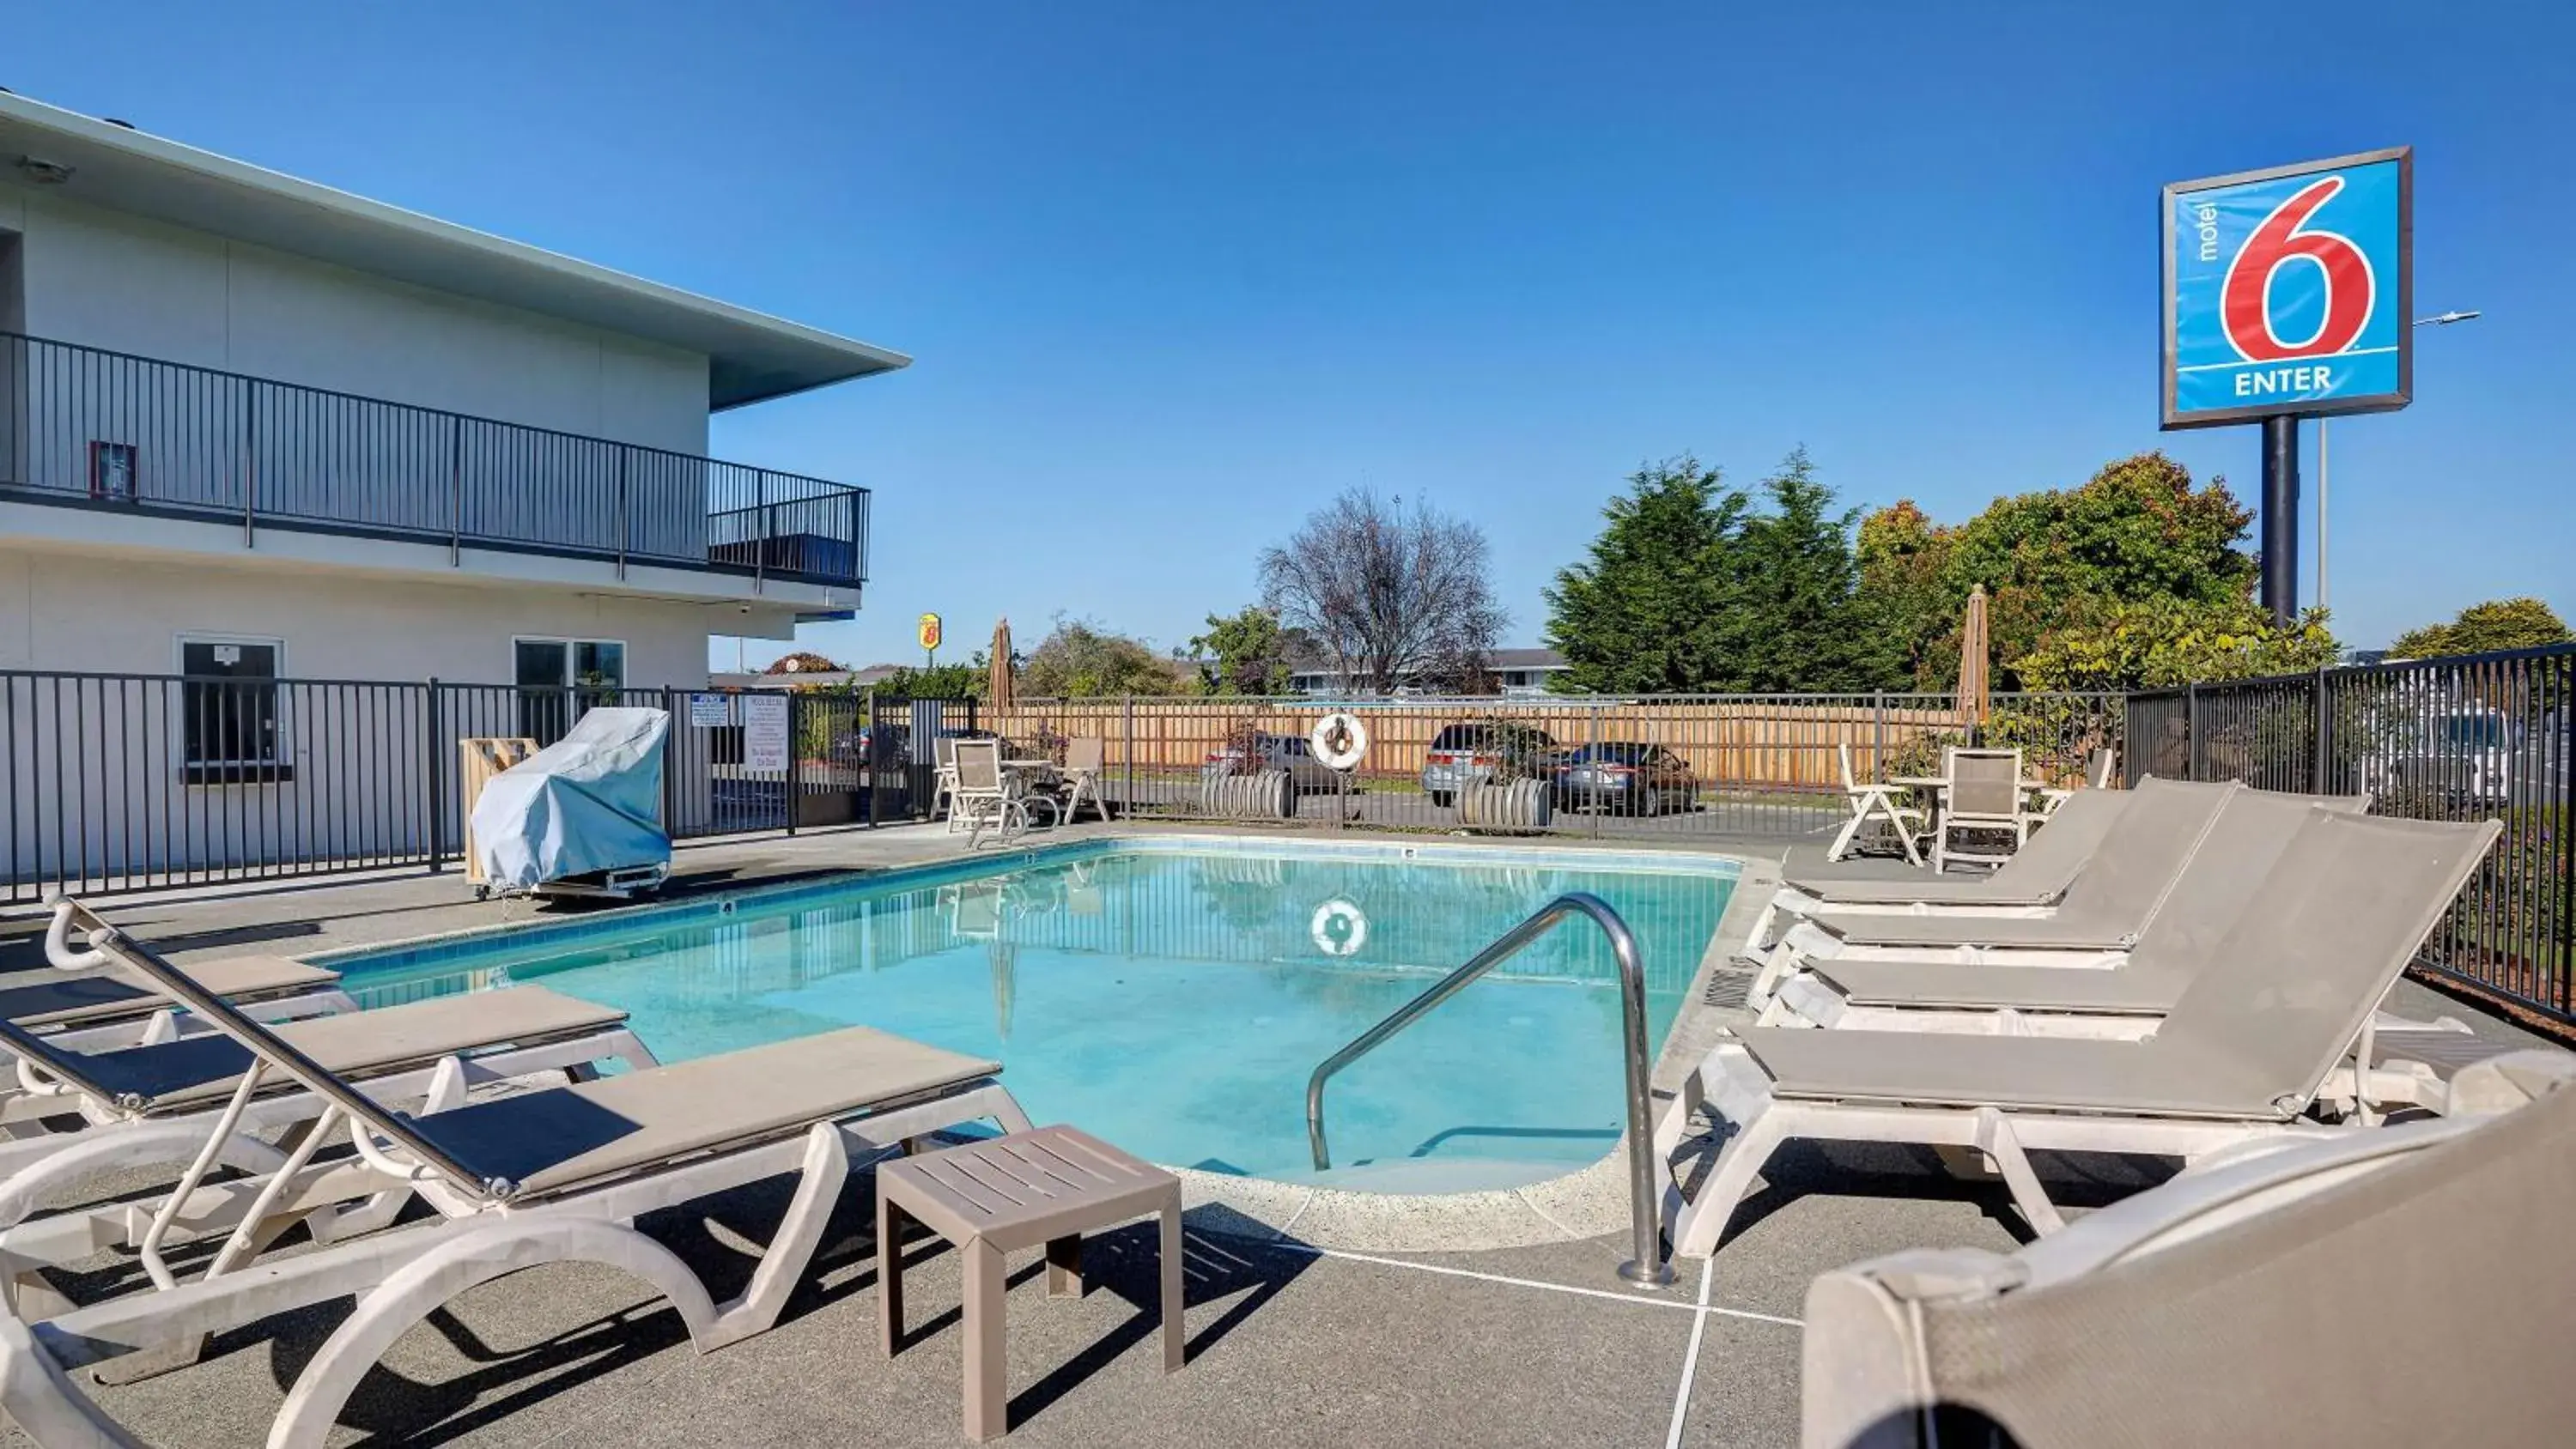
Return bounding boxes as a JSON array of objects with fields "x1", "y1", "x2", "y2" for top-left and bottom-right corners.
[{"x1": 1303, "y1": 891, "x2": 1674, "y2": 1288}]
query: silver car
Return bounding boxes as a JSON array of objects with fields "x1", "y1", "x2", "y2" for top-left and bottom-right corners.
[
  {"x1": 1202, "y1": 732, "x2": 1344, "y2": 792},
  {"x1": 1421, "y1": 722, "x2": 1559, "y2": 807}
]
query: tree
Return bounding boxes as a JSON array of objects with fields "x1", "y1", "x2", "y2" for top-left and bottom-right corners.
[
  {"x1": 2387, "y1": 597, "x2": 2571, "y2": 659},
  {"x1": 1546, "y1": 450, "x2": 1901, "y2": 694},
  {"x1": 864, "y1": 655, "x2": 987, "y2": 700},
  {"x1": 1543, "y1": 458, "x2": 1745, "y2": 694},
  {"x1": 1184, "y1": 606, "x2": 1297, "y2": 695},
  {"x1": 1722, "y1": 448, "x2": 1910, "y2": 692},
  {"x1": 1856, "y1": 452, "x2": 2259, "y2": 689},
  {"x1": 2014, "y1": 597, "x2": 2339, "y2": 692},
  {"x1": 1019, "y1": 615, "x2": 1190, "y2": 697},
  {"x1": 1258, "y1": 488, "x2": 1504, "y2": 696},
  {"x1": 762, "y1": 650, "x2": 847, "y2": 676}
]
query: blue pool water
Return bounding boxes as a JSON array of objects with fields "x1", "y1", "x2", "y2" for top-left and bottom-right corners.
[{"x1": 330, "y1": 840, "x2": 1736, "y2": 1191}]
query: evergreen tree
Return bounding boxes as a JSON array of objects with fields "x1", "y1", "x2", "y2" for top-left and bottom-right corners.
[
  {"x1": 1727, "y1": 448, "x2": 1907, "y2": 691},
  {"x1": 1542, "y1": 458, "x2": 1745, "y2": 694}
]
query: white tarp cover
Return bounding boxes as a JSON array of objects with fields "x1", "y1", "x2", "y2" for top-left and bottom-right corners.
[{"x1": 471, "y1": 707, "x2": 671, "y2": 890}]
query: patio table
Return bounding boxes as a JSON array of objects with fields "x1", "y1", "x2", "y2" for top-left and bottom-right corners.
[{"x1": 878, "y1": 1125, "x2": 1185, "y2": 1440}]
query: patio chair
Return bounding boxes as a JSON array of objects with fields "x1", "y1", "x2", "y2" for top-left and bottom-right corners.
[
  {"x1": 1056, "y1": 736, "x2": 1110, "y2": 824},
  {"x1": 1930, "y1": 747, "x2": 2029, "y2": 873},
  {"x1": 934, "y1": 735, "x2": 963, "y2": 831},
  {"x1": 949, "y1": 739, "x2": 1030, "y2": 847},
  {"x1": 1801, "y1": 1049, "x2": 2576, "y2": 1448},
  {"x1": 1754, "y1": 779, "x2": 2244, "y2": 998},
  {"x1": 1657, "y1": 808, "x2": 2504, "y2": 1258},
  {"x1": 1760, "y1": 785, "x2": 2376, "y2": 1035},
  {"x1": 2032, "y1": 743, "x2": 2119, "y2": 821},
  {"x1": 1748, "y1": 788, "x2": 2135, "y2": 956},
  {"x1": 1826, "y1": 743, "x2": 1927, "y2": 865},
  {"x1": 0, "y1": 903, "x2": 1033, "y2": 1446}
]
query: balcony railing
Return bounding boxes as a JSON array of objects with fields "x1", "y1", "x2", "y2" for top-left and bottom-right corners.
[{"x1": 0, "y1": 330, "x2": 867, "y2": 589}]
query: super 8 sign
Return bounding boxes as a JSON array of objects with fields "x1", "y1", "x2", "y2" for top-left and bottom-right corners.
[{"x1": 2162, "y1": 149, "x2": 2410, "y2": 429}]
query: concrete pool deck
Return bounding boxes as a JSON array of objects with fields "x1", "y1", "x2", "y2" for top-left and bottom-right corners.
[{"x1": 1, "y1": 819, "x2": 2559, "y2": 1447}]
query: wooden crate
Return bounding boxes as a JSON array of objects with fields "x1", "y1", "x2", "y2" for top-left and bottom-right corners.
[{"x1": 458, "y1": 737, "x2": 538, "y2": 884}]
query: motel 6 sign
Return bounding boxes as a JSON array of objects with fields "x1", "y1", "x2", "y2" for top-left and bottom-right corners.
[{"x1": 2162, "y1": 148, "x2": 2411, "y2": 429}]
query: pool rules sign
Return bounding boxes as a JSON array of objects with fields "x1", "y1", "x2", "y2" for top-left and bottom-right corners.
[{"x1": 2160, "y1": 148, "x2": 2410, "y2": 621}]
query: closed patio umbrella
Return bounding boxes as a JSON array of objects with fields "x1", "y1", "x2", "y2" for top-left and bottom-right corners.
[
  {"x1": 989, "y1": 618, "x2": 1016, "y2": 712},
  {"x1": 1957, "y1": 585, "x2": 1991, "y2": 735}
]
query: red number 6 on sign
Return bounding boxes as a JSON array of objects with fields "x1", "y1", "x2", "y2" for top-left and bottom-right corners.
[{"x1": 2220, "y1": 176, "x2": 2376, "y2": 362}]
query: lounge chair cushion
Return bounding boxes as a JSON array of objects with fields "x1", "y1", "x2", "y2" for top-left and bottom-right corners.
[
  {"x1": 61, "y1": 988, "x2": 629, "y2": 1112},
  {"x1": 0, "y1": 955, "x2": 339, "y2": 1030},
  {"x1": 405, "y1": 1026, "x2": 1002, "y2": 1199},
  {"x1": 1803, "y1": 911, "x2": 2139, "y2": 950},
  {"x1": 1803, "y1": 960, "x2": 2184, "y2": 1014},
  {"x1": 1735, "y1": 1028, "x2": 2279, "y2": 1118}
]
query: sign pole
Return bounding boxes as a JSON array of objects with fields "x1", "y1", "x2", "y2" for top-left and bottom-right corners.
[{"x1": 2260, "y1": 415, "x2": 2300, "y2": 626}]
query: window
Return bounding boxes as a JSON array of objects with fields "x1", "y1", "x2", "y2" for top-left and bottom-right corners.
[
  {"x1": 179, "y1": 636, "x2": 288, "y2": 783},
  {"x1": 512, "y1": 637, "x2": 626, "y2": 743}
]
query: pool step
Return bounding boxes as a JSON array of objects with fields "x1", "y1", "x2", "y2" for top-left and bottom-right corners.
[{"x1": 1300, "y1": 1155, "x2": 1572, "y2": 1194}]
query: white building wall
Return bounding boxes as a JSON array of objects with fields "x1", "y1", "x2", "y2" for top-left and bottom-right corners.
[
  {"x1": 0, "y1": 546, "x2": 775, "y2": 885},
  {"x1": 0, "y1": 184, "x2": 708, "y2": 455},
  {"x1": 0, "y1": 546, "x2": 720, "y2": 685}
]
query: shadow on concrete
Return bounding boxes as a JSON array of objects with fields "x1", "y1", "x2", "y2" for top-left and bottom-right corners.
[
  {"x1": 55, "y1": 1163, "x2": 1313, "y2": 1446},
  {"x1": 1675, "y1": 1136, "x2": 2179, "y2": 1248}
]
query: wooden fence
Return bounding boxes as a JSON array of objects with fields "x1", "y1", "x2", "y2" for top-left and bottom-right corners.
[{"x1": 981, "y1": 693, "x2": 2120, "y2": 791}]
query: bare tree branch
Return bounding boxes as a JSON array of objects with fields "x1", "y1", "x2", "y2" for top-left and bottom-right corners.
[{"x1": 1258, "y1": 488, "x2": 1504, "y2": 694}]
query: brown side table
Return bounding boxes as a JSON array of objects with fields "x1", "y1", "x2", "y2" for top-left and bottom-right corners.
[{"x1": 877, "y1": 1125, "x2": 1186, "y2": 1441}]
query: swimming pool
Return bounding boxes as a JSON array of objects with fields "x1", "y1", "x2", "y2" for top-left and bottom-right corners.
[{"x1": 326, "y1": 838, "x2": 1738, "y2": 1191}]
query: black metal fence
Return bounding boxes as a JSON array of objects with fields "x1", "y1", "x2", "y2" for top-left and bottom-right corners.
[
  {"x1": 987, "y1": 690, "x2": 2125, "y2": 842},
  {"x1": 3, "y1": 672, "x2": 2125, "y2": 901},
  {"x1": 2129, "y1": 645, "x2": 2575, "y2": 1028},
  {"x1": 0, "y1": 330, "x2": 868, "y2": 586},
  {"x1": 0, "y1": 670, "x2": 976, "y2": 904}
]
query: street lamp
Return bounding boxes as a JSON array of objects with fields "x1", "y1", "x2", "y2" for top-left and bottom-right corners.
[{"x1": 2318, "y1": 310, "x2": 2482, "y2": 614}]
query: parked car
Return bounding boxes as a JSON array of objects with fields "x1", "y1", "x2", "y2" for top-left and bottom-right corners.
[
  {"x1": 2361, "y1": 707, "x2": 2567, "y2": 807},
  {"x1": 1202, "y1": 732, "x2": 1346, "y2": 793},
  {"x1": 1551, "y1": 742, "x2": 1698, "y2": 815},
  {"x1": 1422, "y1": 722, "x2": 1559, "y2": 806}
]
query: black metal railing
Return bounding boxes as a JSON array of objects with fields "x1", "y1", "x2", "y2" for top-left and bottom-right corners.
[
  {"x1": 979, "y1": 690, "x2": 2125, "y2": 841},
  {"x1": 2129, "y1": 645, "x2": 2576, "y2": 1028},
  {"x1": 0, "y1": 670, "x2": 975, "y2": 902},
  {"x1": 0, "y1": 331, "x2": 867, "y2": 586}
]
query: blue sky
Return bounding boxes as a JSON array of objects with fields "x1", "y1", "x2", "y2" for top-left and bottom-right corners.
[{"x1": 9, "y1": 2, "x2": 2570, "y2": 665}]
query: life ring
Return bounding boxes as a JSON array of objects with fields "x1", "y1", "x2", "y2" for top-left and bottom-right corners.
[
  {"x1": 1309, "y1": 712, "x2": 1370, "y2": 771},
  {"x1": 1310, "y1": 898, "x2": 1370, "y2": 956}
]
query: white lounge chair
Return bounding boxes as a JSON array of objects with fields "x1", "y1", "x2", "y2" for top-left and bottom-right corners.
[
  {"x1": 0, "y1": 906, "x2": 1034, "y2": 1447},
  {"x1": 1659, "y1": 809, "x2": 2502, "y2": 1258},
  {"x1": 1760, "y1": 785, "x2": 2368, "y2": 1035},
  {"x1": 1753, "y1": 780, "x2": 2246, "y2": 1003},
  {"x1": 0, "y1": 984, "x2": 658, "y2": 1294},
  {"x1": 1748, "y1": 787, "x2": 2136, "y2": 958},
  {"x1": 1801, "y1": 1049, "x2": 2576, "y2": 1447},
  {"x1": 11, "y1": 899, "x2": 359, "y2": 1058}
]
